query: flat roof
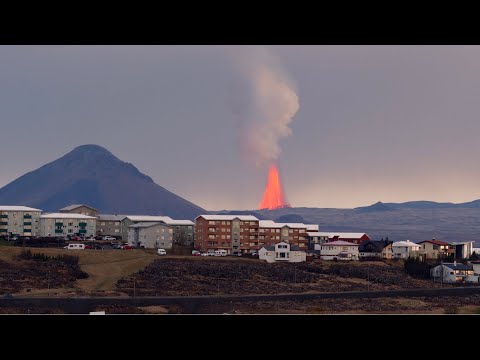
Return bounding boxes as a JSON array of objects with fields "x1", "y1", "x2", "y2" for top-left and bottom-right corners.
[
  {"x1": 0, "y1": 206, "x2": 42, "y2": 212},
  {"x1": 40, "y1": 213, "x2": 97, "y2": 220},
  {"x1": 196, "y1": 215, "x2": 259, "y2": 221}
]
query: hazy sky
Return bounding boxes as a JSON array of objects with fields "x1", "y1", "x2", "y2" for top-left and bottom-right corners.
[{"x1": 1, "y1": 45, "x2": 480, "y2": 210}]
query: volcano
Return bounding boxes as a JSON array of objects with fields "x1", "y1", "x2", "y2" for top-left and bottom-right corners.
[{"x1": 259, "y1": 163, "x2": 290, "y2": 210}]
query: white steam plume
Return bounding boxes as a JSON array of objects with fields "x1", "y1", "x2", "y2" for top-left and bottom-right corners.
[{"x1": 230, "y1": 46, "x2": 300, "y2": 167}]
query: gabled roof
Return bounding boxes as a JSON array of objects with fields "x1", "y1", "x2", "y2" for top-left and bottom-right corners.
[
  {"x1": 128, "y1": 222, "x2": 170, "y2": 229},
  {"x1": 196, "y1": 215, "x2": 259, "y2": 221},
  {"x1": 392, "y1": 240, "x2": 421, "y2": 248},
  {"x1": 40, "y1": 213, "x2": 96, "y2": 219},
  {"x1": 314, "y1": 232, "x2": 369, "y2": 239},
  {"x1": 441, "y1": 263, "x2": 473, "y2": 271},
  {"x1": 97, "y1": 214, "x2": 128, "y2": 221},
  {"x1": 261, "y1": 245, "x2": 275, "y2": 251},
  {"x1": 0, "y1": 206, "x2": 42, "y2": 212},
  {"x1": 59, "y1": 204, "x2": 98, "y2": 212},
  {"x1": 259, "y1": 220, "x2": 307, "y2": 229},
  {"x1": 322, "y1": 240, "x2": 359, "y2": 246},
  {"x1": 417, "y1": 239, "x2": 449, "y2": 246},
  {"x1": 125, "y1": 215, "x2": 173, "y2": 223},
  {"x1": 358, "y1": 240, "x2": 393, "y2": 252}
]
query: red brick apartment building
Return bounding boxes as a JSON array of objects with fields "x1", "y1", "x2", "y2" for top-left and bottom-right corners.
[
  {"x1": 195, "y1": 215, "x2": 259, "y2": 255},
  {"x1": 195, "y1": 216, "x2": 314, "y2": 254}
]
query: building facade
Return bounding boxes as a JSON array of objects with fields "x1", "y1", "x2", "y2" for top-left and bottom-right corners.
[
  {"x1": 431, "y1": 262, "x2": 478, "y2": 283},
  {"x1": 392, "y1": 240, "x2": 422, "y2": 259},
  {"x1": 258, "y1": 242, "x2": 306, "y2": 263},
  {"x1": 320, "y1": 240, "x2": 359, "y2": 261},
  {"x1": 258, "y1": 220, "x2": 309, "y2": 250},
  {"x1": 358, "y1": 240, "x2": 393, "y2": 260},
  {"x1": 96, "y1": 214, "x2": 126, "y2": 238},
  {"x1": 418, "y1": 239, "x2": 454, "y2": 260},
  {"x1": 127, "y1": 222, "x2": 173, "y2": 249},
  {"x1": 40, "y1": 213, "x2": 96, "y2": 238},
  {"x1": 450, "y1": 241, "x2": 475, "y2": 260},
  {"x1": 195, "y1": 215, "x2": 259, "y2": 255},
  {"x1": 0, "y1": 206, "x2": 42, "y2": 237},
  {"x1": 59, "y1": 204, "x2": 98, "y2": 217},
  {"x1": 120, "y1": 215, "x2": 193, "y2": 244},
  {"x1": 312, "y1": 232, "x2": 370, "y2": 245}
]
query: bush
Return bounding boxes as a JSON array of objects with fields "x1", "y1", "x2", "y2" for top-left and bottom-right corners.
[
  {"x1": 16, "y1": 250, "x2": 78, "y2": 265},
  {"x1": 404, "y1": 256, "x2": 432, "y2": 279}
]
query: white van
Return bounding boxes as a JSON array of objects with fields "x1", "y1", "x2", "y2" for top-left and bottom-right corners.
[
  {"x1": 64, "y1": 243, "x2": 85, "y2": 250},
  {"x1": 214, "y1": 249, "x2": 228, "y2": 257},
  {"x1": 157, "y1": 249, "x2": 167, "y2": 256}
]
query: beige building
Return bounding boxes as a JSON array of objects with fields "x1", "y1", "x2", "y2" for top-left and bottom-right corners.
[
  {"x1": 0, "y1": 206, "x2": 42, "y2": 237},
  {"x1": 127, "y1": 222, "x2": 173, "y2": 249},
  {"x1": 418, "y1": 239, "x2": 454, "y2": 260},
  {"x1": 40, "y1": 213, "x2": 96, "y2": 238},
  {"x1": 121, "y1": 215, "x2": 193, "y2": 244},
  {"x1": 59, "y1": 204, "x2": 98, "y2": 217},
  {"x1": 96, "y1": 214, "x2": 126, "y2": 238}
]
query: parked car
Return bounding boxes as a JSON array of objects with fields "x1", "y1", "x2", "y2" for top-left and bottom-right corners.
[
  {"x1": 192, "y1": 252, "x2": 202, "y2": 256},
  {"x1": 121, "y1": 245, "x2": 134, "y2": 250},
  {"x1": 201, "y1": 253, "x2": 210, "y2": 257},
  {"x1": 102, "y1": 236, "x2": 116, "y2": 241},
  {"x1": 111, "y1": 243, "x2": 122, "y2": 249},
  {"x1": 85, "y1": 245, "x2": 93, "y2": 249},
  {"x1": 157, "y1": 249, "x2": 167, "y2": 256}
]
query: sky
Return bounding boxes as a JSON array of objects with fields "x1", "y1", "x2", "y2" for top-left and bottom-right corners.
[{"x1": 1, "y1": 45, "x2": 480, "y2": 210}]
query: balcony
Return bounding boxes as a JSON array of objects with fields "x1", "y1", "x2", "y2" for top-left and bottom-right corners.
[
  {"x1": 0, "y1": 215, "x2": 8, "y2": 219},
  {"x1": 79, "y1": 222, "x2": 87, "y2": 227},
  {"x1": 24, "y1": 222, "x2": 32, "y2": 226},
  {"x1": 55, "y1": 229, "x2": 63, "y2": 233},
  {"x1": 79, "y1": 229, "x2": 87, "y2": 234},
  {"x1": 24, "y1": 215, "x2": 32, "y2": 219},
  {"x1": 55, "y1": 222, "x2": 64, "y2": 226},
  {"x1": 0, "y1": 222, "x2": 8, "y2": 226}
]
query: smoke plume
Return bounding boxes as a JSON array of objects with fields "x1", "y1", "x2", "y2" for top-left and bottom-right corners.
[{"x1": 231, "y1": 46, "x2": 300, "y2": 167}]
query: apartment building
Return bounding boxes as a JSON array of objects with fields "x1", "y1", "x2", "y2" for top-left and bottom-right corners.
[
  {"x1": 96, "y1": 214, "x2": 126, "y2": 238},
  {"x1": 127, "y1": 222, "x2": 173, "y2": 249},
  {"x1": 40, "y1": 213, "x2": 96, "y2": 238},
  {"x1": 121, "y1": 215, "x2": 193, "y2": 244},
  {"x1": 258, "y1": 220, "x2": 309, "y2": 250},
  {"x1": 194, "y1": 215, "x2": 259, "y2": 255},
  {"x1": 0, "y1": 206, "x2": 42, "y2": 237}
]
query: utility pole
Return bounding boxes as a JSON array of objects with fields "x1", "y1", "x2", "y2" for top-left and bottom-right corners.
[{"x1": 133, "y1": 275, "x2": 136, "y2": 299}]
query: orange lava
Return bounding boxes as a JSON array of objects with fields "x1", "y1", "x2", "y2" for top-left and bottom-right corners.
[{"x1": 259, "y1": 163, "x2": 289, "y2": 210}]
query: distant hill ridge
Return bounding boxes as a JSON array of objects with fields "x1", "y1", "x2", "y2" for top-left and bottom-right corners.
[{"x1": 0, "y1": 144, "x2": 205, "y2": 219}]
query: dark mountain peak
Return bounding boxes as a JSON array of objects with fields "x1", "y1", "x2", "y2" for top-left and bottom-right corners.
[
  {"x1": 0, "y1": 144, "x2": 205, "y2": 219},
  {"x1": 355, "y1": 201, "x2": 394, "y2": 212}
]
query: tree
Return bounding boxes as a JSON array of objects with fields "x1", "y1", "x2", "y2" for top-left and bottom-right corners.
[{"x1": 470, "y1": 251, "x2": 479, "y2": 261}]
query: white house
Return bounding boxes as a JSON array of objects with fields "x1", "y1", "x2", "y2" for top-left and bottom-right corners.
[
  {"x1": 392, "y1": 240, "x2": 422, "y2": 259},
  {"x1": 470, "y1": 261, "x2": 480, "y2": 276},
  {"x1": 430, "y1": 262, "x2": 478, "y2": 283},
  {"x1": 320, "y1": 240, "x2": 359, "y2": 261},
  {"x1": 258, "y1": 242, "x2": 306, "y2": 263},
  {"x1": 0, "y1": 206, "x2": 42, "y2": 237}
]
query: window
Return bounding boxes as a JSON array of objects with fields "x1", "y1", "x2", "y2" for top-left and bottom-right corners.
[
  {"x1": 169, "y1": 229, "x2": 173, "y2": 233},
  {"x1": 101, "y1": 222, "x2": 106, "y2": 226},
  {"x1": 209, "y1": 221, "x2": 215, "y2": 225},
  {"x1": 275, "y1": 236, "x2": 280, "y2": 240},
  {"x1": 259, "y1": 228, "x2": 265, "y2": 233},
  {"x1": 250, "y1": 222, "x2": 256, "y2": 226},
  {"x1": 275, "y1": 229, "x2": 280, "y2": 233},
  {"x1": 208, "y1": 235, "x2": 215, "y2": 239},
  {"x1": 226, "y1": 235, "x2": 230, "y2": 239},
  {"x1": 209, "y1": 227, "x2": 215, "y2": 232},
  {"x1": 222, "y1": 221, "x2": 226, "y2": 225},
  {"x1": 221, "y1": 235, "x2": 225, "y2": 239},
  {"x1": 161, "y1": 236, "x2": 165, "y2": 240},
  {"x1": 68, "y1": 229, "x2": 73, "y2": 233}
]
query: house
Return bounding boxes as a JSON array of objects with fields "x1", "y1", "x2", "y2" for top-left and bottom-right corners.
[
  {"x1": 40, "y1": 213, "x2": 96, "y2": 238},
  {"x1": 358, "y1": 240, "x2": 393, "y2": 260},
  {"x1": 312, "y1": 232, "x2": 370, "y2": 245},
  {"x1": 430, "y1": 262, "x2": 478, "y2": 283},
  {"x1": 258, "y1": 220, "x2": 309, "y2": 250},
  {"x1": 96, "y1": 214, "x2": 127, "y2": 238},
  {"x1": 417, "y1": 239, "x2": 454, "y2": 260},
  {"x1": 258, "y1": 242, "x2": 306, "y2": 263},
  {"x1": 127, "y1": 222, "x2": 173, "y2": 249},
  {"x1": 449, "y1": 241, "x2": 474, "y2": 260},
  {"x1": 195, "y1": 215, "x2": 259, "y2": 255},
  {"x1": 320, "y1": 240, "x2": 359, "y2": 261},
  {"x1": 59, "y1": 204, "x2": 98, "y2": 217},
  {"x1": 0, "y1": 206, "x2": 42, "y2": 237},
  {"x1": 392, "y1": 240, "x2": 422, "y2": 259}
]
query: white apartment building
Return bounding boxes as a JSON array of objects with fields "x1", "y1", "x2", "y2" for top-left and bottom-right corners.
[
  {"x1": 320, "y1": 240, "x2": 359, "y2": 261},
  {"x1": 0, "y1": 206, "x2": 42, "y2": 237},
  {"x1": 127, "y1": 222, "x2": 173, "y2": 249},
  {"x1": 40, "y1": 213, "x2": 96, "y2": 237}
]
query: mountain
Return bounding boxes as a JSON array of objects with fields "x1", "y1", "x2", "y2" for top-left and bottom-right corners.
[
  {"x1": 0, "y1": 144, "x2": 206, "y2": 219},
  {"x1": 274, "y1": 214, "x2": 306, "y2": 223},
  {"x1": 354, "y1": 201, "x2": 394, "y2": 212}
]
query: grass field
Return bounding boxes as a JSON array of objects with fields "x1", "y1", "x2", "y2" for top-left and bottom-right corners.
[{"x1": 0, "y1": 247, "x2": 158, "y2": 295}]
